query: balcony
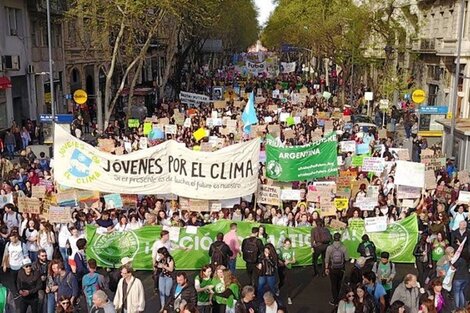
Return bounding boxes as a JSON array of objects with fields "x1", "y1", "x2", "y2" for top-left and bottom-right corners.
[{"x1": 412, "y1": 38, "x2": 436, "y2": 53}]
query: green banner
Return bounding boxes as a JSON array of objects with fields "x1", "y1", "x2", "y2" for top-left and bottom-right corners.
[
  {"x1": 265, "y1": 132, "x2": 338, "y2": 182},
  {"x1": 86, "y1": 215, "x2": 418, "y2": 270}
]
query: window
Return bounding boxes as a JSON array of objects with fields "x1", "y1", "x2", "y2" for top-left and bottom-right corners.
[{"x1": 6, "y1": 7, "x2": 22, "y2": 36}]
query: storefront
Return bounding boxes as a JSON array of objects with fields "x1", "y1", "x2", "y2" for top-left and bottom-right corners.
[{"x1": 437, "y1": 119, "x2": 470, "y2": 171}]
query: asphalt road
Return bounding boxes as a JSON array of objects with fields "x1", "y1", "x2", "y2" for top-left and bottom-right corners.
[{"x1": 0, "y1": 263, "x2": 417, "y2": 313}]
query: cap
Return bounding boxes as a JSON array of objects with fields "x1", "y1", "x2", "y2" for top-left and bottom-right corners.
[
  {"x1": 22, "y1": 257, "x2": 32, "y2": 267},
  {"x1": 120, "y1": 257, "x2": 133, "y2": 266},
  {"x1": 381, "y1": 252, "x2": 390, "y2": 259}
]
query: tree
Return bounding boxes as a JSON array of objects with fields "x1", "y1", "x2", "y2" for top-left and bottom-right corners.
[{"x1": 66, "y1": 0, "x2": 216, "y2": 128}]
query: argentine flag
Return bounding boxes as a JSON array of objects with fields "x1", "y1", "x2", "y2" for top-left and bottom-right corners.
[{"x1": 241, "y1": 91, "x2": 258, "y2": 134}]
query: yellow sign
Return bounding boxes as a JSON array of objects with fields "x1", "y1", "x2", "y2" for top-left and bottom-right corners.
[
  {"x1": 334, "y1": 198, "x2": 349, "y2": 211},
  {"x1": 73, "y1": 89, "x2": 88, "y2": 104},
  {"x1": 446, "y1": 112, "x2": 452, "y2": 119},
  {"x1": 412, "y1": 89, "x2": 426, "y2": 104}
]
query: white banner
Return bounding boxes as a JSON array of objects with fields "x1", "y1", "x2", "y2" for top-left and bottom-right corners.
[
  {"x1": 179, "y1": 91, "x2": 211, "y2": 106},
  {"x1": 280, "y1": 62, "x2": 296, "y2": 74},
  {"x1": 362, "y1": 157, "x2": 385, "y2": 173},
  {"x1": 53, "y1": 125, "x2": 259, "y2": 199},
  {"x1": 364, "y1": 216, "x2": 388, "y2": 232}
]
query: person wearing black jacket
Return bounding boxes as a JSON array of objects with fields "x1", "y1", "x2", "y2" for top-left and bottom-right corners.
[
  {"x1": 257, "y1": 244, "x2": 278, "y2": 297},
  {"x1": 164, "y1": 272, "x2": 197, "y2": 313},
  {"x1": 17, "y1": 257, "x2": 42, "y2": 313},
  {"x1": 413, "y1": 234, "x2": 432, "y2": 286},
  {"x1": 356, "y1": 234, "x2": 377, "y2": 272},
  {"x1": 242, "y1": 227, "x2": 264, "y2": 289},
  {"x1": 32, "y1": 249, "x2": 49, "y2": 313},
  {"x1": 450, "y1": 221, "x2": 469, "y2": 261},
  {"x1": 422, "y1": 278, "x2": 455, "y2": 313},
  {"x1": 209, "y1": 233, "x2": 233, "y2": 268}
]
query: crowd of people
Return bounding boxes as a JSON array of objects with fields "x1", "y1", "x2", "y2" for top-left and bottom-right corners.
[{"x1": 0, "y1": 60, "x2": 470, "y2": 313}]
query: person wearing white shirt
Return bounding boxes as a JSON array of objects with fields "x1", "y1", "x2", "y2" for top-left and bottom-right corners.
[
  {"x1": 67, "y1": 226, "x2": 84, "y2": 270},
  {"x1": 450, "y1": 204, "x2": 469, "y2": 231},
  {"x1": 2, "y1": 232, "x2": 27, "y2": 287}
]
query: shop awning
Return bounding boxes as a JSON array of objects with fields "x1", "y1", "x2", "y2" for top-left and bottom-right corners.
[{"x1": 0, "y1": 76, "x2": 12, "y2": 89}]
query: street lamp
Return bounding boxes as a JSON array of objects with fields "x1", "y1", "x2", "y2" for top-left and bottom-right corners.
[{"x1": 46, "y1": 0, "x2": 55, "y2": 118}]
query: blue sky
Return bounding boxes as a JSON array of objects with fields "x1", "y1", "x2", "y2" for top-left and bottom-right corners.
[{"x1": 254, "y1": 0, "x2": 276, "y2": 27}]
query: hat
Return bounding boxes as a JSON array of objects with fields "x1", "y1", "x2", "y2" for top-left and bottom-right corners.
[
  {"x1": 22, "y1": 257, "x2": 32, "y2": 267},
  {"x1": 381, "y1": 252, "x2": 390, "y2": 259},
  {"x1": 356, "y1": 257, "x2": 366, "y2": 267},
  {"x1": 120, "y1": 257, "x2": 133, "y2": 266}
]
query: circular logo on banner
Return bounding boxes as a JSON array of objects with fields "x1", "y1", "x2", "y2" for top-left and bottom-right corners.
[
  {"x1": 266, "y1": 160, "x2": 282, "y2": 179},
  {"x1": 90, "y1": 231, "x2": 139, "y2": 267},
  {"x1": 73, "y1": 89, "x2": 88, "y2": 104},
  {"x1": 412, "y1": 89, "x2": 425, "y2": 104}
]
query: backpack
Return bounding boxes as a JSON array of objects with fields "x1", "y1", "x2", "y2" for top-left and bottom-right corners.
[
  {"x1": 211, "y1": 242, "x2": 227, "y2": 266},
  {"x1": 82, "y1": 273, "x2": 101, "y2": 307},
  {"x1": 242, "y1": 237, "x2": 259, "y2": 264},
  {"x1": 330, "y1": 245, "x2": 345, "y2": 269},
  {"x1": 318, "y1": 228, "x2": 332, "y2": 244}
]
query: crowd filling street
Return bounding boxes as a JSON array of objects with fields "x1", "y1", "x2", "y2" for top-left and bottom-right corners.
[{"x1": 0, "y1": 55, "x2": 470, "y2": 313}]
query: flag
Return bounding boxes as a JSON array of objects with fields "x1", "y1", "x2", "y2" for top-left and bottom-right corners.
[{"x1": 241, "y1": 91, "x2": 258, "y2": 134}]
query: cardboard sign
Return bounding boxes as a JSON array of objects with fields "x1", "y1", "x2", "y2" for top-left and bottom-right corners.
[
  {"x1": 340, "y1": 141, "x2": 356, "y2": 153},
  {"x1": 268, "y1": 124, "x2": 281, "y2": 137},
  {"x1": 378, "y1": 129, "x2": 387, "y2": 139},
  {"x1": 179, "y1": 197, "x2": 209, "y2": 212},
  {"x1": 121, "y1": 194, "x2": 138, "y2": 208},
  {"x1": 397, "y1": 185, "x2": 422, "y2": 199},
  {"x1": 17, "y1": 197, "x2": 41, "y2": 214},
  {"x1": 200, "y1": 142, "x2": 213, "y2": 152},
  {"x1": 32, "y1": 186, "x2": 47, "y2": 199},
  {"x1": 364, "y1": 216, "x2": 387, "y2": 232},
  {"x1": 320, "y1": 196, "x2": 336, "y2": 216},
  {"x1": 459, "y1": 171, "x2": 470, "y2": 184},
  {"x1": 258, "y1": 185, "x2": 281, "y2": 206},
  {"x1": 165, "y1": 124, "x2": 177, "y2": 135},
  {"x1": 77, "y1": 190, "x2": 100, "y2": 209},
  {"x1": 159, "y1": 117, "x2": 170, "y2": 125},
  {"x1": 284, "y1": 129, "x2": 295, "y2": 139},
  {"x1": 48, "y1": 206, "x2": 72, "y2": 223},
  {"x1": 401, "y1": 199, "x2": 415, "y2": 208},
  {"x1": 209, "y1": 201, "x2": 222, "y2": 212},
  {"x1": 329, "y1": 219, "x2": 347, "y2": 229},
  {"x1": 213, "y1": 100, "x2": 227, "y2": 109},
  {"x1": 424, "y1": 170, "x2": 437, "y2": 190},
  {"x1": 173, "y1": 113, "x2": 185, "y2": 126},
  {"x1": 56, "y1": 189, "x2": 77, "y2": 206}
]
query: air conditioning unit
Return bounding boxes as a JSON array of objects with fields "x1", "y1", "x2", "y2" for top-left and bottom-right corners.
[
  {"x1": 3, "y1": 55, "x2": 20, "y2": 71},
  {"x1": 27, "y1": 65, "x2": 35, "y2": 74}
]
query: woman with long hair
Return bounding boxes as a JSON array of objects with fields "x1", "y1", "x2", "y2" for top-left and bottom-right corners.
[
  {"x1": 37, "y1": 221, "x2": 55, "y2": 260},
  {"x1": 387, "y1": 300, "x2": 405, "y2": 313},
  {"x1": 431, "y1": 231, "x2": 448, "y2": 266},
  {"x1": 413, "y1": 234, "x2": 432, "y2": 286},
  {"x1": 353, "y1": 284, "x2": 375, "y2": 313},
  {"x1": 425, "y1": 278, "x2": 455, "y2": 313},
  {"x1": 194, "y1": 265, "x2": 214, "y2": 313},
  {"x1": 156, "y1": 247, "x2": 175, "y2": 309},
  {"x1": 257, "y1": 243, "x2": 278, "y2": 297},
  {"x1": 419, "y1": 298, "x2": 438, "y2": 313},
  {"x1": 56, "y1": 296, "x2": 74, "y2": 313},
  {"x1": 213, "y1": 268, "x2": 240, "y2": 313},
  {"x1": 337, "y1": 287, "x2": 356, "y2": 313}
]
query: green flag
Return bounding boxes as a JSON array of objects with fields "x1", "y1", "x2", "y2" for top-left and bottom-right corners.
[{"x1": 265, "y1": 132, "x2": 338, "y2": 182}]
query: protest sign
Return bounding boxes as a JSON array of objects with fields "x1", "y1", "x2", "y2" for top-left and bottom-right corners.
[
  {"x1": 334, "y1": 198, "x2": 349, "y2": 211},
  {"x1": 143, "y1": 122, "x2": 152, "y2": 135},
  {"x1": 209, "y1": 201, "x2": 222, "y2": 212},
  {"x1": 336, "y1": 176, "x2": 352, "y2": 198},
  {"x1": 128, "y1": 119, "x2": 139, "y2": 128},
  {"x1": 422, "y1": 158, "x2": 446, "y2": 170},
  {"x1": 179, "y1": 91, "x2": 210, "y2": 105},
  {"x1": 121, "y1": 194, "x2": 138, "y2": 208},
  {"x1": 395, "y1": 161, "x2": 425, "y2": 188},
  {"x1": 390, "y1": 148, "x2": 410, "y2": 160},
  {"x1": 364, "y1": 216, "x2": 388, "y2": 232},
  {"x1": 48, "y1": 206, "x2": 72, "y2": 223},
  {"x1": 257, "y1": 185, "x2": 281, "y2": 206},
  {"x1": 356, "y1": 143, "x2": 370, "y2": 155},
  {"x1": 56, "y1": 189, "x2": 77, "y2": 206},
  {"x1": 351, "y1": 155, "x2": 365, "y2": 167},
  {"x1": 265, "y1": 132, "x2": 338, "y2": 181},
  {"x1": 173, "y1": 112, "x2": 185, "y2": 126},
  {"x1": 402, "y1": 199, "x2": 415, "y2": 208},
  {"x1": 320, "y1": 197, "x2": 336, "y2": 216},
  {"x1": 424, "y1": 170, "x2": 437, "y2": 190},
  {"x1": 190, "y1": 199, "x2": 210, "y2": 212},
  {"x1": 458, "y1": 191, "x2": 470, "y2": 204},
  {"x1": 213, "y1": 100, "x2": 227, "y2": 109},
  {"x1": 85, "y1": 215, "x2": 418, "y2": 270},
  {"x1": 355, "y1": 197, "x2": 377, "y2": 211},
  {"x1": 77, "y1": 189, "x2": 100, "y2": 208},
  {"x1": 397, "y1": 185, "x2": 422, "y2": 199},
  {"x1": 329, "y1": 219, "x2": 347, "y2": 229},
  {"x1": 165, "y1": 125, "x2": 177, "y2": 135},
  {"x1": 17, "y1": 197, "x2": 41, "y2": 214},
  {"x1": 367, "y1": 185, "x2": 380, "y2": 199},
  {"x1": 32, "y1": 185, "x2": 47, "y2": 198},
  {"x1": 362, "y1": 157, "x2": 385, "y2": 173},
  {"x1": 340, "y1": 141, "x2": 356, "y2": 153},
  {"x1": 280, "y1": 189, "x2": 302, "y2": 201},
  {"x1": 268, "y1": 125, "x2": 281, "y2": 137},
  {"x1": 104, "y1": 194, "x2": 123, "y2": 209}
]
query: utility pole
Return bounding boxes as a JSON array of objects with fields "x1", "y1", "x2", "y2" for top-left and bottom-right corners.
[{"x1": 449, "y1": 0, "x2": 465, "y2": 157}]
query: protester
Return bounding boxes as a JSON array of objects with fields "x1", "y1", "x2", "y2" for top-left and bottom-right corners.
[
  {"x1": 372, "y1": 252, "x2": 396, "y2": 298},
  {"x1": 311, "y1": 219, "x2": 331, "y2": 277},
  {"x1": 209, "y1": 232, "x2": 233, "y2": 268},
  {"x1": 163, "y1": 272, "x2": 197, "y2": 313},
  {"x1": 90, "y1": 290, "x2": 116, "y2": 313},
  {"x1": 194, "y1": 265, "x2": 214, "y2": 313},
  {"x1": 113, "y1": 263, "x2": 145, "y2": 313},
  {"x1": 241, "y1": 227, "x2": 264, "y2": 289},
  {"x1": 390, "y1": 274, "x2": 421, "y2": 313},
  {"x1": 224, "y1": 223, "x2": 241, "y2": 274},
  {"x1": 156, "y1": 247, "x2": 175, "y2": 310},
  {"x1": 17, "y1": 257, "x2": 42, "y2": 313},
  {"x1": 325, "y1": 233, "x2": 348, "y2": 306}
]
